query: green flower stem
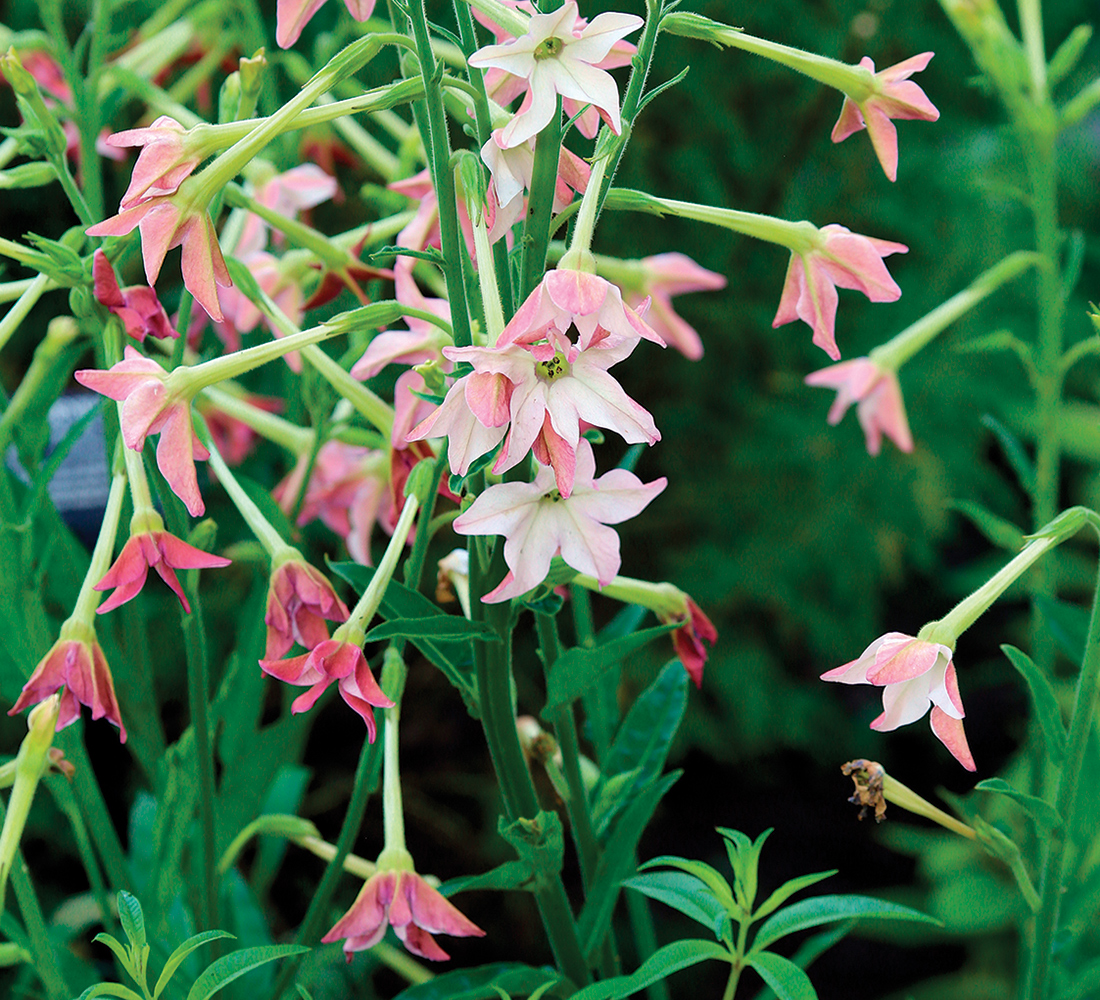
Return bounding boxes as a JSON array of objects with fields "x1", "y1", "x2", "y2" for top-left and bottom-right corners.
[
  {"x1": 46, "y1": 776, "x2": 114, "y2": 937},
  {"x1": 0, "y1": 273, "x2": 52, "y2": 354},
  {"x1": 337, "y1": 495, "x2": 420, "y2": 645},
  {"x1": 604, "y1": 188, "x2": 819, "y2": 253},
  {"x1": 662, "y1": 13, "x2": 874, "y2": 99},
  {"x1": 559, "y1": 155, "x2": 609, "y2": 273},
  {"x1": 923, "y1": 509, "x2": 1094, "y2": 647},
  {"x1": 293, "y1": 834, "x2": 377, "y2": 879},
  {"x1": 406, "y1": 0, "x2": 473, "y2": 349},
  {"x1": 0, "y1": 276, "x2": 59, "y2": 304},
  {"x1": 0, "y1": 800, "x2": 70, "y2": 1000},
  {"x1": 200, "y1": 384, "x2": 314, "y2": 455},
  {"x1": 0, "y1": 136, "x2": 19, "y2": 169},
  {"x1": 71, "y1": 473, "x2": 127, "y2": 624},
  {"x1": 535, "y1": 612, "x2": 600, "y2": 890},
  {"x1": 269, "y1": 733, "x2": 383, "y2": 1000},
  {"x1": 519, "y1": 98, "x2": 562, "y2": 301},
  {"x1": 870, "y1": 251, "x2": 1041, "y2": 372},
  {"x1": 1017, "y1": 0, "x2": 1047, "y2": 100},
  {"x1": 459, "y1": 0, "x2": 529, "y2": 37},
  {"x1": 881, "y1": 774, "x2": 977, "y2": 840},
  {"x1": 380, "y1": 684, "x2": 408, "y2": 858},
  {"x1": 454, "y1": 0, "x2": 514, "y2": 316},
  {"x1": 373, "y1": 941, "x2": 434, "y2": 985},
  {"x1": 572, "y1": 573, "x2": 688, "y2": 620},
  {"x1": 471, "y1": 212, "x2": 505, "y2": 341},
  {"x1": 1026, "y1": 525, "x2": 1100, "y2": 1000},
  {"x1": 301, "y1": 344, "x2": 395, "y2": 440},
  {"x1": 198, "y1": 423, "x2": 295, "y2": 560},
  {"x1": 403, "y1": 451, "x2": 447, "y2": 592},
  {"x1": 335, "y1": 210, "x2": 416, "y2": 253},
  {"x1": 120, "y1": 436, "x2": 158, "y2": 521}
]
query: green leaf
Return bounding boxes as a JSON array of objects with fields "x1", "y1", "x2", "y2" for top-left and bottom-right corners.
[
  {"x1": 718, "y1": 827, "x2": 768, "y2": 913},
  {"x1": 185, "y1": 945, "x2": 309, "y2": 1000},
  {"x1": 153, "y1": 931, "x2": 236, "y2": 1000},
  {"x1": 393, "y1": 962, "x2": 568, "y2": 999},
  {"x1": 622, "y1": 871, "x2": 727, "y2": 930},
  {"x1": 947, "y1": 500, "x2": 1025, "y2": 551},
  {"x1": 1035, "y1": 596, "x2": 1089, "y2": 664},
  {"x1": 638, "y1": 856, "x2": 736, "y2": 912},
  {"x1": 751, "y1": 895, "x2": 940, "y2": 953},
  {"x1": 363, "y1": 615, "x2": 500, "y2": 642},
  {"x1": 543, "y1": 624, "x2": 678, "y2": 712},
  {"x1": 752, "y1": 870, "x2": 838, "y2": 924},
  {"x1": 117, "y1": 891, "x2": 147, "y2": 953},
  {"x1": 569, "y1": 940, "x2": 732, "y2": 1000},
  {"x1": 497, "y1": 811, "x2": 564, "y2": 890},
  {"x1": 440, "y1": 860, "x2": 536, "y2": 896},
  {"x1": 579, "y1": 773, "x2": 680, "y2": 959},
  {"x1": 976, "y1": 778, "x2": 1063, "y2": 830},
  {"x1": 746, "y1": 951, "x2": 818, "y2": 1000},
  {"x1": 595, "y1": 661, "x2": 687, "y2": 835},
  {"x1": 74, "y1": 986, "x2": 146, "y2": 1000},
  {"x1": 92, "y1": 933, "x2": 137, "y2": 980},
  {"x1": 980, "y1": 414, "x2": 1036, "y2": 494},
  {"x1": 1001, "y1": 644, "x2": 1067, "y2": 762}
]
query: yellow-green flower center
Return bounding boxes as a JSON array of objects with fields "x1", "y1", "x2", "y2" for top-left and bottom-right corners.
[
  {"x1": 533, "y1": 36, "x2": 564, "y2": 61},
  {"x1": 537, "y1": 350, "x2": 569, "y2": 382}
]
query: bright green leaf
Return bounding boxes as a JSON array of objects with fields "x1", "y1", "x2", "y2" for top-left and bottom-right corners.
[
  {"x1": 752, "y1": 870, "x2": 838, "y2": 924},
  {"x1": 1001, "y1": 644, "x2": 1067, "y2": 761},
  {"x1": 751, "y1": 895, "x2": 940, "y2": 953},
  {"x1": 392, "y1": 962, "x2": 567, "y2": 999},
  {"x1": 639, "y1": 856, "x2": 736, "y2": 912},
  {"x1": 976, "y1": 778, "x2": 1063, "y2": 830},
  {"x1": 363, "y1": 615, "x2": 500, "y2": 642},
  {"x1": 622, "y1": 871, "x2": 727, "y2": 931},
  {"x1": 747, "y1": 951, "x2": 818, "y2": 1000},
  {"x1": 569, "y1": 939, "x2": 732, "y2": 1000},
  {"x1": 117, "y1": 891, "x2": 147, "y2": 953},
  {"x1": 153, "y1": 931, "x2": 236, "y2": 1000},
  {"x1": 184, "y1": 944, "x2": 309, "y2": 1000}
]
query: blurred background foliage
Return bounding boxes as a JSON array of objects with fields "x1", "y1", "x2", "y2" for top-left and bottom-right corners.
[{"x1": 1, "y1": 0, "x2": 1099, "y2": 997}]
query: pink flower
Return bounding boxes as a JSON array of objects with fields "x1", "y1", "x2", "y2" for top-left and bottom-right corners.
[
  {"x1": 215, "y1": 251, "x2": 304, "y2": 361},
  {"x1": 276, "y1": 0, "x2": 376, "y2": 48},
  {"x1": 107, "y1": 116, "x2": 203, "y2": 208},
  {"x1": 453, "y1": 439, "x2": 666, "y2": 603},
  {"x1": 259, "y1": 639, "x2": 393, "y2": 736},
  {"x1": 76, "y1": 347, "x2": 210, "y2": 516},
  {"x1": 235, "y1": 163, "x2": 338, "y2": 256},
  {"x1": 622, "y1": 253, "x2": 726, "y2": 361},
  {"x1": 772, "y1": 225, "x2": 907, "y2": 360},
  {"x1": 322, "y1": 869, "x2": 484, "y2": 961},
  {"x1": 664, "y1": 596, "x2": 717, "y2": 688},
  {"x1": 86, "y1": 193, "x2": 231, "y2": 323},
  {"x1": 411, "y1": 269, "x2": 662, "y2": 497},
  {"x1": 94, "y1": 529, "x2": 232, "y2": 614},
  {"x1": 805, "y1": 357, "x2": 913, "y2": 455},
  {"x1": 468, "y1": 2, "x2": 643, "y2": 148},
  {"x1": 832, "y1": 53, "x2": 939, "y2": 182},
  {"x1": 93, "y1": 250, "x2": 177, "y2": 343},
  {"x1": 264, "y1": 559, "x2": 350, "y2": 660},
  {"x1": 9, "y1": 630, "x2": 126, "y2": 741},
  {"x1": 198, "y1": 391, "x2": 283, "y2": 465},
  {"x1": 821, "y1": 632, "x2": 975, "y2": 771}
]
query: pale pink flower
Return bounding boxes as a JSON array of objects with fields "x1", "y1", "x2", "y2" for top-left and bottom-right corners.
[
  {"x1": 93, "y1": 249, "x2": 178, "y2": 343},
  {"x1": 622, "y1": 253, "x2": 726, "y2": 361},
  {"x1": 453, "y1": 439, "x2": 666, "y2": 603},
  {"x1": 108, "y1": 116, "x2": 203, "y2": 208},
  {"x1": 805, "y1": 357, "x2": 913, "y2": 455},
  {"x1": 198, "y1": 391, "x2": 283, "y2": 465},
  {"x1": 772, "y1": 225, "x2": 907, "y2": 360},
  {"x1": 468, "y1": 2, "x2": 643, "y2": 148},
  {"x1": 264, "y1": 559, "x2": 350, "y2": 660},
  {"x1": 94, "y1": 529, "x2": 231, "y2": 614},
  {"x1": 821, "y1": 632, "x2": 975, "y2": 771},
  {"x1": 86, "y1": 194, "x2": 231, "y2": 322},
  {"x1": 19, "y1": 50, "x2": 71, "y2": 103},
  {"x1": 215, "y1": 251, "x2": 305, "y2": 362},
  {"x1": 277, "y1": 0, "x2": 376, "y2": 48},
  {"x1": 235, "y1": 163, "x2": 338, "y2": 256},
  {"x1": 9, "y1": 630, "x2": 126, "y2": 741},
  {"x1": 259, "y1": 639, "x2": 393, "y2": 736},
  {"x1": 76, "y1": 347, "x2": 209, "y2": 516},
  {"x1": 832, "y1": 53, "x2": 939, "y2": 182},
  {"x1": 323, "y1": 869, "x2": 484, "y2": 961}
]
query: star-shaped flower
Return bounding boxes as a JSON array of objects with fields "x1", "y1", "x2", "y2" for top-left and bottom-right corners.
[
  {"x1": 468, "y1": 2, "x2": 642, "y2": 148},
  {"x1": 831, "y1": 53, "x2": 939, "y2": 182},
  {"x1": 772, "y1": 224, "x2": 907, "y2": 360},
  {"x1": 805, "y1": 356, "x2": 913, "y2": 455},
  {"x1": 821, "y1": 631, "x2": 975, "y2": 771},
  {"x1": 93, "y1": 250, "x2": 177, "y2": 343}
]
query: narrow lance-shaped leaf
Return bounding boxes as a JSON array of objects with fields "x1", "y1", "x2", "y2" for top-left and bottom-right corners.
[
  {"x1": 1001, "y1": 644, "x2": 1066, "y2": 761},
  {"x1": 153, "y1": 931, "x2": 236, "y2": 1000},
  {"x1": 622, "y1": 871, "x2": 728, "y2": 932},
  {"x1": 976, "y1": 778, "x2": 1063, "y2": 831},
  {"x1": 568, "y1": 940, "x2": 733, "y2": 1000},
  {"x1": 185, "y1": 944, "x2": 310, "y2": 1000},
  {"x1": 747, "y1": 950, "x2": 819, "y2": 1000},
  {"x1": 751, "y1": 895, "x2": 940, "y2": 954},
  {"x1": 752, "y1": 869, "x2": 838, "y2": 923}
]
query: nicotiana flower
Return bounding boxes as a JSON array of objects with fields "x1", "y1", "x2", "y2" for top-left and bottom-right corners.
[
  {"x1": 86, "y1": 189, "x2": 231, "y2": 322},
  {"x1": 410, "y1": 269, "x2": 662, "y2": 497},
  {"x1": 772, "y1": 224, "x2": 907, "y2": 360},
  {"x1": 277, "y1": 0, "x2": 376, "y2": 49},
  {"x1": 76, "y1": 347, "x2": 210, "y2": 516},
  {"x1": 264, "y1": 558, "x2": 350, "y2": 660},
  {"x1": 621, "y1": 253, "x2": 727, "y2": 361},
  {"x1": 821, "y1": 631, "x2": 975, "y2": 771},
  {"x1": 94, "y1": 527, "x2": 232, "y2": 614},
  {"x1": 453, "y1": 440, "x2": 666, "y2": 603},
  {"x1": 832, "y1": 53, "x2": 939, "y2": 182},
  {"x1": 93, "y1": 250, "x2": 177, "y2": 343},
  {"x1": 108, "y1": 115, "x2": 204, "y2": 208},
  {"x1": 259, "y1": 638, "x2": 393, "y2": 738},
  {"x1": 322, "y1": 868, "x2": 484, "y2": 961},
  {"x1": 468, "y1": 1, "x2": 643, "y2": 148},
  {"x1": 9, "y1": 623, "x2": 126, "y2": 741},
  {"x1": 666, "y1": 596, "x2": 718, "y2": 688},
  {"x1": 235, "y1": 163, "x2": 338, "y2": 257},
  {"x1": 805, "y1": 356, "x2": 913, "y2": 455}
]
